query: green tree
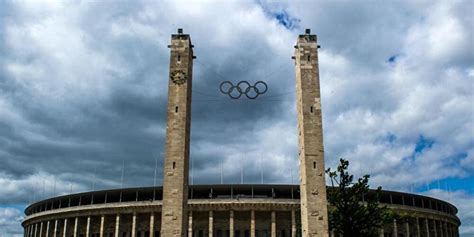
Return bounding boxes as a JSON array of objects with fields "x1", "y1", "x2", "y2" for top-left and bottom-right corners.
[{"x1": 325, "y1": 159, "x2": 392, "y2": 237}]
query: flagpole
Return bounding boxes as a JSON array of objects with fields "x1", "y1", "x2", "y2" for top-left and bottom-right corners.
[
  {"x1": 221, "y1": 158, "x2": 224, "y2": 184},
  {"x1": 53, "y1": 177, "x2": 56, "y2": 196},
  {"x1": 121, "y1": 160, "x2": 125, "y2": 188},
  {"x1": 92, "y1": 166, "x2": 97, "y2": 191},
  {"x1": 240, "y1": 156, "x2": 244, "y2": 184},
  {"x1": 154, "y1": 156, "x2": 158, "y2": 187},
  {"x1": 192, "y1": 156, "x2": 195, "y2": 185}
]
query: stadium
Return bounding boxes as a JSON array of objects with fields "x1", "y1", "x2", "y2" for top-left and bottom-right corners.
[
  {"x1": 22, "y1": 29, "x2": 461, "y2": 237},
  {"x1": 22, "y1": 185, "x2": 460, "y2": 237}
]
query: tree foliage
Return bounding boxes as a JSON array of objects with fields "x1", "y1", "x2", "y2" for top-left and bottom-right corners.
[{"x1": 325, "y1": 159, "x2": 392, "y2": 237}]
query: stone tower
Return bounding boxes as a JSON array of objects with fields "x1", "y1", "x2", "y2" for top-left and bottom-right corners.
[
  {"x1": 294, "y1": 29, "x2": 329, "y2": 237},
  {"x1": 161, "y1": 29, "x2": 194, "y2": 237}
]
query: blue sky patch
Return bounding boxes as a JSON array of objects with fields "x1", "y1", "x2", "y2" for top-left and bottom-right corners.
[
  {"x1": 387, "y1": 54, "x2": 400, "y2": 64},
  {"x1": 257, "y1": 2, "x2": 301, "y2": 30},
  {"x1": 272, "y1": 10, "x2": 301, "y2": 30},
  {"x1": 417, "y1": 175, "x2": 474, "y2": 194},
  {"x1": 414, "y1": 135, "x2": 435, "y2": 154}
]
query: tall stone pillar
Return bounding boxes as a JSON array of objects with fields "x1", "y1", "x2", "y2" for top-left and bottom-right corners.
[
  {"x1": 150, "y1": 212, "x2": 155, "y2": 237},
  {"x1": 35, "y1": 223, "x2": 38, "y2": 237},
  {"x1": 86, "y1": 217, "x2": 91, "y2": 237},
  {"x1": 132, "y1": 213, "x2": 137, "y2": 237},
  {"x1": 209, "y1": 211, "x2": 214, "y2": 237},
  {"x1": 188, "y1": 211, "x2": 193, "y2": 237},
  {"x1": 115, "y1": 214, "x2": 120, "y2": 237},
  {"x1": 293, "y1": 28, "x2": 329, "y2": 237},
  {"x1": 229, "y1": 211, "x2": 234, "y2": 237},
  {"x1": 250, "y1": 210, "x2": 256, "y2": 237},
  {"x1": 271, "y1": 211, "x2": 276, "y2": 237},
  {"x1": 161, "y1": 28, "x2": 194, "y2": 237},
  {"x1": 74, "y1": 217, "x2": 79, "y2": 237},
  {"x1": 100, "y1": 215, "x2": 105, "y2": 237},
  {"x1": 40, "y1": 222, "x2": 43, "y2": 237},
  {"x1": 291, "y1": 209, "x2": 296, "y2": 237},
  {"x1": 63, "y1": 219, "x2": 67, "y2": 237},
  {"x1": 53, "y1": 220, "x2": 58, "y2": 237},
  {"x1": 46, "y1": 221, "x2": 50, "y2": 237},
  {"x1": 433, "y1": 220, "x2": 437, "y2": 237},
  {"x1": 393, "y1": 219, "x2": 398, "y2": 237}
]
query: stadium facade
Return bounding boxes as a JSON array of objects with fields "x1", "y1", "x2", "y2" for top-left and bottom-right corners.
[{"x1": 23, "y1": 30, "x2": 461, "y2": 237}]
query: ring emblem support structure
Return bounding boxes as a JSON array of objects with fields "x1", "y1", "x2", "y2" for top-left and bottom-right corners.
[{"x1": 219, "y1": 81, "x2": 268, "y2": 99}]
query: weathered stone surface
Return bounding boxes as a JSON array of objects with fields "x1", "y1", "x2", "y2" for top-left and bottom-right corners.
[{"x1": 294, "y1": 30, "x2": 329, "y2": 236}]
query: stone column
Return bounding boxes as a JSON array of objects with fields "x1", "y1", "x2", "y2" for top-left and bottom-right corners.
[
  {"x1": 53, "y1": 220, "x2": 58, "y2": 237},
  {"x1": 416, "y1": 217, "x2": 420, "y2": 237},
  {"x1": 229, "y1": 211, "x2": 234, "y2": 237},
  {"x1": 40, "y1": 222, "x2": 43, "y2": 237},
  {"x1": 291, "y1": 209, "x2": 296, "y2": 237},
  {"x1": 150, "y1": 212, "x2": 155, "y2": 237},
  {"x1": 447, "y1": 223, "x2": 451, "y2": 237},
  {"x1": 433, "y1": 219, "x2": 437, "y2": 237},
  {"x1": 132, "y1": 213, "x2": 137, "y2": 237},
  {"x1": 46, "y1": 221, "x2": 50, "y2": 237},
  {"x1": 425, "y1": 219, "x2": 430, "y2": 237},
  {"x1": 378, "y1": 228, "x2": 384, "y2": 237},
  {"x1": 393, "y1": 219, "x2": 398, "y2": 237},
  {"x1": 271, "y1": 211, "x2": 276, "y2": 237},
  {"x1": 208, "y1": 211, "x2": 214, "y2": 237},
  {"x1": 188, "y1": 211, "x2": 193, "y2": 237},
  {"x1": 86, "y1": 217, "x2": 91, "y2": 237},
  {"x1": 406, "y1": 221, "x2": 410, "y2": 237},
  {"x1": 115, "y1": 214, "x2": 120, "y2": 237},
  {"x1": 438, "y1": 220, "x2": 442, "y2": 237},
  {"x1": 63, "y1": 219, "x2": 68, "y2": 237},
  {"x1": 443, "y1": 221, "x2": 449, "y2": 237},
  {"x1": 74, "y1": 217, "x2": 79, "y2": 237},
  {"x1": 100, "y1": 215, "x2": 105, "y2": 237},
  {"x1": 35, "y1": 223, "x2": 38, "y2": 237},
  {"x1": 250, "y1": 210, "x2": 255, "y2": 237}
]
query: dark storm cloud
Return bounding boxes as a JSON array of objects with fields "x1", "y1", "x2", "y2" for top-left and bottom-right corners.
[{"x1": 0, "y1": 0, "x2": 298, "y2": 202}]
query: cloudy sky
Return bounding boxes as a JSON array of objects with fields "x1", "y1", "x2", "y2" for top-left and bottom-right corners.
[{"x1": 0, "y1": 0, "x2": 473, "y2": 236}]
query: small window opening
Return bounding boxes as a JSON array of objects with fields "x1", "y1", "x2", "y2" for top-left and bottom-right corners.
[
  {"x1": 313, "y1": 162, "x2": 317, "y2": 169},
  {"x1": 175, "y1": 106, "x2": 178, "y2": 113},
  {"x1": 177, "y1": 55, "x2": 181, "y2": 62},
  {"x1": 307, "y1": 55, "x2": 311, "y2": 62},
  {"x1": 310, "y1": 106, "x2": 313, "y2": 113},
  {"x1": 172, "y1": 162, "x2": 176, "y2": 169}
]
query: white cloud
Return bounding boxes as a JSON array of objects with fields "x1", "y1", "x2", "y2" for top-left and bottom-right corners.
[{"x1": 0, "y1": 207, "x2": 24, "y2": 237}]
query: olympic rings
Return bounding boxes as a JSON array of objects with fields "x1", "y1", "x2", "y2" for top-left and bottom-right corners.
[{"x1": 219, "y1": 81, "x2": 268, "y2": 99}]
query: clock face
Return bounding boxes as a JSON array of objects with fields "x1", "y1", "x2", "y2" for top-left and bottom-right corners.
[{"x1": 170, "y1": 70, "x2": 187, "y2": 85}]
